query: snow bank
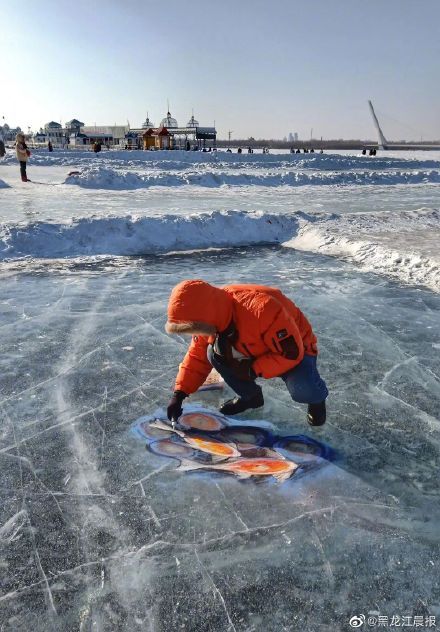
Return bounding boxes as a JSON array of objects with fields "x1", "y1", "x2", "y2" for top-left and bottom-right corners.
[
  {"x1": 285, "y1": 208, "x2": 440, "y2": 293},
  {"x1": 0, "y1": 178, "x2": 10, "y2": 189},
  {"x1": 64, "y1": 167, "x2": 146, "y2": 189},
  {"x1": 1, "y1": 207, "x2": 439, "y2": 292},
  {"x1": 63, "y1": 165, "x2": 440, "y2": 189},
  {"x1": 0, "y1": 210, "x2": 305, "y2": 259}
]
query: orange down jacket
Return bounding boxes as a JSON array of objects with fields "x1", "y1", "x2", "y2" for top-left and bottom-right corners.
[{"x1": 167, "y1": 280, "x2": 318, "y2": 395}]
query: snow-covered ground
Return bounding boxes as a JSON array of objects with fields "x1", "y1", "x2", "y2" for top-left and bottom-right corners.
[
  {"x1": 1, "y1": 149, "x2": 439, "y2": 630},
  {"x1": 1, "y1": 148, "x2": 440, "y2": 291}
]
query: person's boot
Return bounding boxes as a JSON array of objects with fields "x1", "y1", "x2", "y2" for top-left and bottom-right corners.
[
  {"x1": 219, "y1": 391, "x2": 264, "y2": 415},
  {"x1": 21, "y1": 173, "x2": 28, "y2": 182},
  {"x1": 307, "y1": 401, "x2": 326, "y2": 426}
]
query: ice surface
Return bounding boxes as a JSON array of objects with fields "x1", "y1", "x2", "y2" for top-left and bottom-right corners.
[
  {"x1": 1, "y1": 247, "x2": 439, "y2": 631},
  {"x1": 1, "y1": 148, "x2": 440, "y2": 629}
]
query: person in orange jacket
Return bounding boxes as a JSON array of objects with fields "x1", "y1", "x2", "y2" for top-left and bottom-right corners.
[{"x1": 165, "y1": 279, "x2": 328, "y2": 426}]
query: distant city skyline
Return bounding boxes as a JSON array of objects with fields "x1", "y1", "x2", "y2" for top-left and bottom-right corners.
[{"x1": 2, "y1": 0, "x2": 440, "y2": 141}]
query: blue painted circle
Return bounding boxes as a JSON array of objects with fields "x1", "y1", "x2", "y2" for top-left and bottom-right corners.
[
  {"x1": 273, "y1": 435, "x2": 333, "y2": 460},
  {"x1": 148, "y1": 438, "x2": 196, "y2": 459}
]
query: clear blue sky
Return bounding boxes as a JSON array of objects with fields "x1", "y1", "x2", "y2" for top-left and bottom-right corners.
[{"x1": 2, "y1": 0, "x2": 440, "y2": 140}]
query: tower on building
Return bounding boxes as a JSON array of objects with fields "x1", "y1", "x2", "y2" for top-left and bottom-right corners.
[{"x1": 142, "y1": 113, "x2": 155, "y2": 129}]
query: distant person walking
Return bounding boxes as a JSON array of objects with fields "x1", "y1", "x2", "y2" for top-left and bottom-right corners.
[
  {"x1": 48, "y1": 140, "x2": 53, "y2": 152},
  {"x1": 16, "y1": 132, "x2": 30, "y2": 182},
  {"x1": 93, "y1": 141, "x2": 102, "y2": 153},
  {"x1": 0, "y1": 127, "x2": 5, "y2": 158}
]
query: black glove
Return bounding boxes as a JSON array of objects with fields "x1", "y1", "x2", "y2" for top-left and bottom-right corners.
[
  {"x1": 167, "y1": 390, "x2": 187, "y2": 422},
  {"x1": 230, "y1": 358, "x2": 256, "y2": 382}
]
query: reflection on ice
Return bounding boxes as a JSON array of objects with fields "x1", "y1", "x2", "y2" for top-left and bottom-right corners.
[{"x1": 1, "y1": 246, "x2": 439, "y2": 630}]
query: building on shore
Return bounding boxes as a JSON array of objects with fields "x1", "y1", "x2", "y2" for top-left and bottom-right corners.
[
  {"x1": 143, "y1": 126, "x2": 173, "y2": 150},
  {"x1": 79, "y1": 125, "x2": 128, "y2": 146},
  {"x1": 30, "y1": 106, "x2": 216, "y2": 149},
  {"x1": 138, "y1": 124, "x2": 216, "y2": 150},
  {"x1": 30, "y1": 119, "x2": 127, "y2": 148},
  {"x1": 34, "y1": 119, "x2": 86, "y2": 145},
  {"x1": 141, "y1": 115, "x2": 155, "y2": 129},
  {"x1": 69, "y1": 132, "x2": 89, "y2": 147},
  {"x1": 44, "y1": 121, "x2": 65, "y2": 144},
  {"x1": 33, "y1": 130, "x2": 47, "y2": 143},
  {"x1": 133, "y1": 108, "x2": 216, "y2": 150},
  {"x1": 160, "y1": 110, "x2": 178, "y2": 128},
  {"x1": 65, "y1": 119, "x2": 85, "y2": 135},
  {"x1": 0, "y1": 123, "x2": 23, "y2": 142},
  {"x1": 187, "y1": 114, "x2": 199, "y2": 128}
]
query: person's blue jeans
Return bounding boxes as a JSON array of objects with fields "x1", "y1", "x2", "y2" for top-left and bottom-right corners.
[{"x1": 207, "y1": 345, "x2": 328, "y2": 404}]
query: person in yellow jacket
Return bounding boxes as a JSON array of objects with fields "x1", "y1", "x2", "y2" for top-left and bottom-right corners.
[{"x1": 16, "y1": 132, "x2": 30, "y2": 182}]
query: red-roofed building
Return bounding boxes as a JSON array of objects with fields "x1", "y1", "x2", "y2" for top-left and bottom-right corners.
[{"x1": 142, "y1": 126, "x2": 173, "y2": 150}]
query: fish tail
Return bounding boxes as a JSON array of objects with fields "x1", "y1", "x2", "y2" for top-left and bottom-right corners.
[
  {"x1": 175, "y1": 458, "x2": 207, "y2": 472},
  {"x1": 210, "y1": 455, "x2": 230, "y2": 464},
  {"x1": 273, "y1": 467, "x2": 297, "y2": 483},
  {"x1": 271, "y1": 448, "x2": 286, "y2": 460}
]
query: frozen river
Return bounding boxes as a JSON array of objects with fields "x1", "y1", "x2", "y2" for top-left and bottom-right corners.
[{"x1": 1, "y1": 149, "x2": 439, "y2": 630}]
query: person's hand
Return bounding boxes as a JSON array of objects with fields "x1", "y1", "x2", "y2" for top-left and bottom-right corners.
[
  {"x1": 167, "y1": 390, "x2": 187, "y2": 422},
  {"x1": 231, "y1": 359, "x2": 256, "y2": 381}
]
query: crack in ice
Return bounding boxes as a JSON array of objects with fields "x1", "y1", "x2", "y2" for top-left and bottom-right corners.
[{"x1": 194, "y1": 547, "x2": 237, "y2": 632}]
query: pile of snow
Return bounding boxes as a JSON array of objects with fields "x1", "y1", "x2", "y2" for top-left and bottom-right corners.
[
  {"x1": 0, "y1": 210, "x2": 307, "y2": 260},
  {"x1": 285, "y1": 208, "x2": 440, "y2": 293},
  {"x1": 64, "y1": 167, "x2": 146, "y2": 189},
  {"x1": 63, "y1": 165, "x2": 440, "y2": 190},
  {"x1": 0, "y1": 178, "x2": 10, "y2": 189},
  {"x1": 1, "y1": 207, "x2": 439, "y2": 292}
]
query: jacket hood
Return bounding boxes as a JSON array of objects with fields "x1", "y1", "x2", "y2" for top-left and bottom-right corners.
[{"x1": 167, "y1": 279, "x2": 233, "y2": 332}]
